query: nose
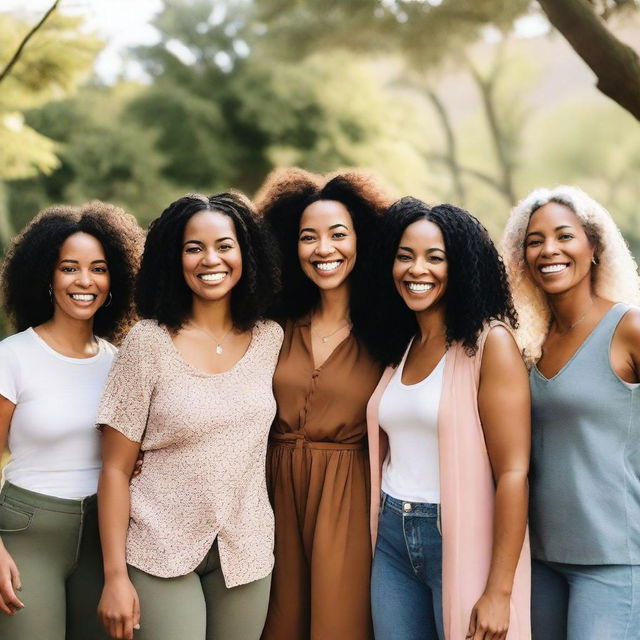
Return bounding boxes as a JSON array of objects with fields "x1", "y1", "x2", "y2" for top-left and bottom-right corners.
[
  {"x1": 541, "y1": 237, "x2": 559, "y2": 258},
  {"x1": 314, "y1": 237, "x2": 335, "y2": 258},
  {"x1": 408, "y1": 257, "x2": 428, "y2": 277},
  {"x1": 76, "y1": 269, "x2": 93, "y2": 288},
  {"x1": 201, "y1": 247, "x2": 222, "y2": 266}
]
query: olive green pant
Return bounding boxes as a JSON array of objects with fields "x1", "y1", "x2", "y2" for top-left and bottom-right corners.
[
  {"x1": 0, "y1": 481, "x2": 109, "y2": 640},
  {"x1": 128, "y1": 540, "x2": 272, "y2": 640}
]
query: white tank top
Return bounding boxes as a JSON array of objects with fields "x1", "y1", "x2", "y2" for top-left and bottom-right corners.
[{"x1": 379, "y1": 342, "x2": 445, "y2": 504}]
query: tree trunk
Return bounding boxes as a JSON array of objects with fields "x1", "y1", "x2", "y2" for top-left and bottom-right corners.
[{"x1": 538, "y1": 0, "x2": 640, "y2": 121}]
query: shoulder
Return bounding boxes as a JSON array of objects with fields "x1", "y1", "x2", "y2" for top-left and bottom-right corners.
[
  {"x1": 616, "y1": 305, "x2": 640, "y2": 339},
  {"x1": 0, "y1": 329, "x2": 35, "y2": 359},
  {"x1": 98, "y1": 337, "x2": 118, "y2": 358},
  {"x1": 256, "y1": 318, "x2": 284, "y2": 342},
  {"x1": 480, "y1": 323, "x2": 523, "y2": 371},
  {"x1": 121, "y1": 319, "x2": 163, "y2": 344}
]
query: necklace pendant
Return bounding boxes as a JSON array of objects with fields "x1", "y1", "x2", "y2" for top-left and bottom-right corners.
[
  {"x1": 322, "y1": 336, "x2": 328, "y2": 343},
  {"x1": 215, "y1": 344, "x2": 223, "y2": 355}
]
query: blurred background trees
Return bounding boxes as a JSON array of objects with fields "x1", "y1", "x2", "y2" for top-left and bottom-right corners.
[{"x1": 1, "y1": 0, "x2": 639, "y2": 272}]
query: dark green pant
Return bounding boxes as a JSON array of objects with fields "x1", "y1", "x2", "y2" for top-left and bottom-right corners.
[
  {"x1": 0, "y1": 482, "x2": 109, "y2": 640},
  {"x1": 128, "y1": 540, "x2": 271, "y2": 640}
]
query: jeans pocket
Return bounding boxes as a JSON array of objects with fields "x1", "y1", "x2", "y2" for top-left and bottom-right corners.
[{"x1": 0, "y1": 500, "x2": 34, "y2": 533}]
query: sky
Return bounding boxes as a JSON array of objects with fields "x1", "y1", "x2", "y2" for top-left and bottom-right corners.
[{"x1": 5, "y1": 1, "x2": 549, "y2": 82}]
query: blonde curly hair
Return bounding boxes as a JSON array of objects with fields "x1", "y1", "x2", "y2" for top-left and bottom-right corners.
[{"x1": 501, "y1": 186, "x2": 640, "y2": 365}]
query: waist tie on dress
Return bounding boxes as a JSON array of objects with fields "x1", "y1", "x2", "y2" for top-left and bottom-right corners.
[{"x1": 269, "y1": 432, "x2": 366, "y2": 451}]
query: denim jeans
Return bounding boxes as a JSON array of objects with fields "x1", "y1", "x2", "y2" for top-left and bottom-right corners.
[
  {"x1": 532, "y1": 559, "x2": 640, "y2": 640},
  {"x1": 371, "y1": 493, "x2": 444, "y2": 640}
]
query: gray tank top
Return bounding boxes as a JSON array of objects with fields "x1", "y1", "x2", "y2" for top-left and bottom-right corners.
[{"x1": 529, "y1": 303, "x2": 640, "y2": 564}]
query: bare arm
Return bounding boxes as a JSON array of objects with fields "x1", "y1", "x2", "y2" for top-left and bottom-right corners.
[
  {"x1": 0, "y1": 395, "x2": 23, "y2": 615},
  {"x1": 468, "y1": 326, "x2": 531, "y2": 640},
  {"x1": 97, "y1": 426, "x2": 141, "y2": 640}
]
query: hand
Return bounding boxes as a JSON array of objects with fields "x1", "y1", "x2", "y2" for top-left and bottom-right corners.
[
  {"x1": 131, "y1": 451, "x2": 144, "y2": 479},
  {"x1": 466, "y1": 590, "x2": 510, "y2": 640},
  {"x1": 0, "y1": 544, "x2": 23, "y2": 615},
  {"x1": 98, "y1": 575, "x2": 141, "y2": 640}
]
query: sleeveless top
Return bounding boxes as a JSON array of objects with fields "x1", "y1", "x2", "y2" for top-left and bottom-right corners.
[{"x1": 529, "y1": 303, "x2": 640, "y2": 565}]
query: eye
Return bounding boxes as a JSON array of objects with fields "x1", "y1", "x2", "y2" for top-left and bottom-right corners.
[
  {"x1": 93, "y1": 266, "x2": 109, "y2": 273},
  {"x1": 299, "y1": 234, "x2": 316, "y2": 242},
  {"x1": 526, "y1": 239, "x2": 542, "y2": 247},
  {"x1": 332, "y1": 232, "x2": 347, "y2": 239},
  {"x1": 218, "y1": 243, "x2": 234, "y2": 251},
  {"x1": 558, "y1": 233, "x2": 574, "y2": 241},
  {"x1": 428, "y1": 255, "x2": 444, "y2": 263},
  {"x1": 185, "y1": 246, "x2": 201, "y2": 253},
  {"x1": 396, "y1": 253, "x2": 411, "y2": 262},
  {"x1": 61, "y1": 266, "x2": 77, "y2": 273}
]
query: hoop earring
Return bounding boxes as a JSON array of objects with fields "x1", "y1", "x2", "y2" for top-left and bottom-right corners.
[
  {"x1": 102, "y1": 292, "x2": 113, "y2": 308},
  {"x1": 48, "y1": 284, "x2": 53, "y2": 302},
  {"x1": 592, "y1": 255, "x2": 600, "y2": 265}
]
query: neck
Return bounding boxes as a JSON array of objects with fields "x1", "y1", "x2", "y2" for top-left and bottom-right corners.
[
  {"x1": 41, "y1": 313, "x2": 95, "y2": 351},
  {"x1": 415, "y1": 306, "x2": 447, "y2": 345},
  {"x1": 315, "y1": 282, "x2": 351, "y2": 325},
  {"x1": 189, "y1": 296, "x2": 234, "y2": 333},
  {"x1": 547, "y1": 279, "x2": 596, "y2": 332}
]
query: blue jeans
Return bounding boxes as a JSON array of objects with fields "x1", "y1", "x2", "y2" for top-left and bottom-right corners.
[
  {"x1": 532, "y1": 559, "x2": 640, "y2": 640},
  {"x1": 371, "y1": 493, "x2": 444, "y2": 640}
]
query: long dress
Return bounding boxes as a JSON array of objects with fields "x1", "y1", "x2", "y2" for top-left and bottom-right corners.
[{"x1": 262, "y1": 318, "x2": 382, "y2": 640}]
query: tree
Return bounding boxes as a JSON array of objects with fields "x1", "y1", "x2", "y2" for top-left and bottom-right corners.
[{"x1": 537, "y1": 0, "x2": 640, "y2": 121}]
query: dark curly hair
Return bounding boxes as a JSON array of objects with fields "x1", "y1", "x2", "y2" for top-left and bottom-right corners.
[
  {"x1": 255, "y1": 167, "x2": 392, "y2": 345},
  {"x1": 369, "y1": 197, "x2": 518, "y2": 366},
  {"x1": 135, "y1": 191, "x2": 280, "y2": 331},
  {"x1": 0, "y1": 202, "x2": 143, "y2": 344}
]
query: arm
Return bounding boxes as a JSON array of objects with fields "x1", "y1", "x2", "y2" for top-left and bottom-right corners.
[
  {"x1": 97, "y1": 427, "x2": 142, "y2": 640},
  {"x1": 0, "y1": 395, "x2": 23, "y2": 616},
  {"x1": 467, "y1": 326, "x2": 531, "y2": 640},
  {"x1": 611, "y1": 307, "x2": 640, "y2": 384}
]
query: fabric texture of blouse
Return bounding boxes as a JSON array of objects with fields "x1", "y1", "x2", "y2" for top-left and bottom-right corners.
[
  {"x1": 262, "y1": 318, "x2": 382, "y2": 640},
  {"x1": 367, "y1": 323, "x2": 531, "y2": 640},
  {"x1": 379, "y1": 344, "x2": 445, "y2": 504},
  {"x1": 97, "y1": 319, "x2": 283, "y2": 587},
  {"x1": 530, "y1": 303, "x2": 640, "y2": 564},
  {"x1": 0, "y1": 328, "x2": 116, "y2": 499}
]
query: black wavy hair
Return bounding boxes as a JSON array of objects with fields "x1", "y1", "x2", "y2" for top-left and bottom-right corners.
[
  {"x1": 255, "y1": 167, "x2": 391, "y2": 346},
  {"x1": 135, "y1": 191, "x2": 280, "y2": 331},
  {"x1": 368, "y1": 197, "x2": 518, "y2": 366},
  {"x1": 0, "y1": 202, "x2": 143, "y2": 344}
]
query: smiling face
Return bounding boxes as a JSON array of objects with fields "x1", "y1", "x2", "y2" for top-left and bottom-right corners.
[
  {"x1": 51, "y1": 232, "x2": 110, "y2": 322},
  {"x1": 297, "y1": 200, "x2": 356, "y2": 291},
  {"x1": 524, "y1": 202, "x2": 595, "y2": 296},
  {"x1": 393, "y1": 219, "x2": 448, "y2": 314},
  {"x1": 182, "y1": 210, "x2": 243, "y2": 303}
]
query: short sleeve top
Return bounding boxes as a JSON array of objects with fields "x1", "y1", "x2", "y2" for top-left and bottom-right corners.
[
  {"x1": 97, "y1": 319, "x2": 283, "y2": 587},
  {"x1": 0, "y1": 328, "x2": 116, "y2": 499}
]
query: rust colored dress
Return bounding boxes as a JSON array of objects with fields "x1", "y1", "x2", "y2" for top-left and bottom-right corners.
[{"x1": 262, "y1": 319, "x2": 382, "y2": 640}]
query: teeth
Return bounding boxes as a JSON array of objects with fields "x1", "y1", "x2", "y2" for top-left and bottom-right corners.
[
  {"x1": 70, "y1": 294, "x2": 95, "y2": 301},
  {"x1": 540, "y1": 264, "x2": 568, "y2": 274},
  {"x1": 200, "y1": 273, "x2": 226, "y2": 282},
  {"x1": 407, "y1": 282, "x2": 434, "y2": 292},
  {"x1": 315, "y1": 261, "x2": 341, "y2": 272}
]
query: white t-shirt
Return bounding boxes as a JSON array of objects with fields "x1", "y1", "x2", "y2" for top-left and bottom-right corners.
[
  {"x1": 0, "y1": 328, "x2": 116, "y2": 499},
  {"x1": 379, "y1": 345, "x2": 445, "y2": 504}
]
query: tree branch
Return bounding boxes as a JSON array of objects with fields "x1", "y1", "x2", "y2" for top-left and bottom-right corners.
[
  {"x1": 537, "y1": 0, "x2": 640, "y2": 121},
  {"x1": 0, "y1": 0, "x2": 61, "y2": 87}
]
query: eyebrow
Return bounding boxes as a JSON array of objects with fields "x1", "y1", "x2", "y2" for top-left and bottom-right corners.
[
  {"x1": 299, "y1": 223, "x2": 349, "y2": 234},
  {"x1": 59, "y1": 259, "x2": 107, "y2": 264},
  {"x1": 183, "y1": 237, "x2": 235, "y2": 246},
  {"x1": 398, "y1": 246, "x2": 444, "y2": 254},
  {"x1": 525, "y1": 224, "x2": 574, "y2": 238}
]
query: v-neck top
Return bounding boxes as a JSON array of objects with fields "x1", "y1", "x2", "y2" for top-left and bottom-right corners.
[
  {"x1": 270, "y1": 318, "x2": 383, "y2": 444},
  {"x1": 529, "y1": 303, "x2": 640, "y2": 564}
]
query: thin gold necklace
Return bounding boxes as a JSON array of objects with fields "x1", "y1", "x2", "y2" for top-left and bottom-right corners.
[
  {"x1": 554, "y1": 301, "x2": 594, "y2": 335},
  {"x1": 188, "y1": 322, "x2": 235, "y2": 355},
  {"x1": 311, "y1": 320, "x2": 352, "y2": 344}
]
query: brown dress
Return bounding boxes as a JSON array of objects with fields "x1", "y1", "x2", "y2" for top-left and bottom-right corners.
[{"x1": 262, "y1": 319, "x2": 382, "y2": 640}]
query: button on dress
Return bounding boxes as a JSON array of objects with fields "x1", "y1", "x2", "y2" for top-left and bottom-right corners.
[{"x1": 262, "y1": 319, "x2": 382, "y2": 640}]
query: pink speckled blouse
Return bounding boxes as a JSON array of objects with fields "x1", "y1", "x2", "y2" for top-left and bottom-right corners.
[{"x1": 97, "y1": 319, "x2": 283, "y2": 587}]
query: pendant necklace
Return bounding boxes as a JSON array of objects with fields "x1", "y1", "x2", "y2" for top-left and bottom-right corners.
[
  {"x1": 555, "y1": 300, "x2": 594, "y2": 336},
  {"x1": 312, "y1": 320, "x2": 352, "y2": 343},
  {"x1": 189, "y1": 322, "x2": 234, "y2": 355}
]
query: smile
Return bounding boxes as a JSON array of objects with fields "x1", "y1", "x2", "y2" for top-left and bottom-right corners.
[
  {"x1": 539, "y1": 264, "x2": 568, "y2": 274},
  {"x1": 69, "y1": 293, "x2": 97, "y2": 301},
  {"x1": 405, "y1": 282, "x2": 434, "y2": 293},
  {"x1": 198, "y1": 273, "x2": 227, "y2": 282},
  {"x1": 313, "y1": 260, "x2": 342, "y2": 273}
]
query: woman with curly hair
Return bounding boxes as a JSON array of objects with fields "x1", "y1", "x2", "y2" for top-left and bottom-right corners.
[
  {"x1": 96, "y1": 192, "x2": 282, "y2": 640},
  {"x1": 0, "y1": 202, "x2": 143, "y2": 639},
  {"x1": 255, "y1": 168, "x2": 390, "y2": 640},
  {"x1": 367, "y1": 198, "x2": 531, "y2": 640},
  {"x1": 501, "y1": 186, "x2": 640, "y2": 640}
]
